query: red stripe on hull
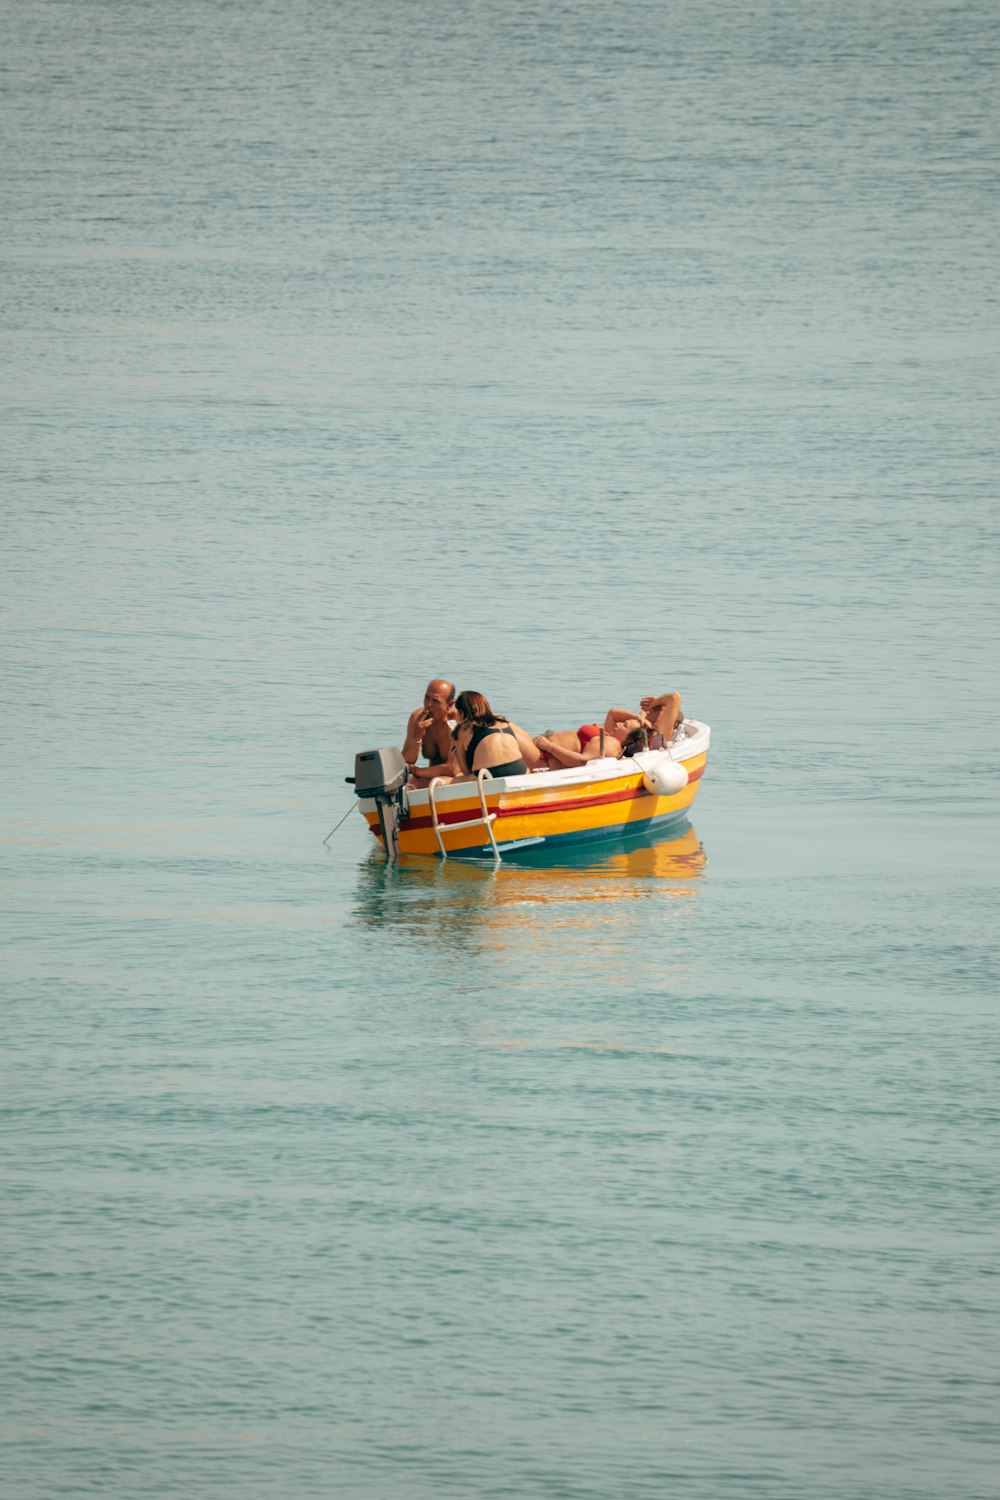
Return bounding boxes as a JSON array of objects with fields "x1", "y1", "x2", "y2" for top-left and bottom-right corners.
[{"x1": 398, "y1": 763, "x2": 704, "y2": 833}]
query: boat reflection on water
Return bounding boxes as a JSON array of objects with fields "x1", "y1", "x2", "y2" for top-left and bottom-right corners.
[{"x1": 350, "y1": 821, "x2": 706, "y2": 953}]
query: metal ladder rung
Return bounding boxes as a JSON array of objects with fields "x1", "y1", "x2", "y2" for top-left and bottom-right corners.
[{"x1": 427, "y1": 769, "x2": 502, "y2": 863}]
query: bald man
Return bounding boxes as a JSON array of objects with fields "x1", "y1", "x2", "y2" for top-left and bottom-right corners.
[{"x1": 403, "y1": 678, "x2": 458, "y2": 785}]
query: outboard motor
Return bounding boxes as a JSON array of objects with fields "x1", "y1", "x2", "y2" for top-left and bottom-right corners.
[{"x1": 348, "y1": 747, "x2": 409, "y2": 863}]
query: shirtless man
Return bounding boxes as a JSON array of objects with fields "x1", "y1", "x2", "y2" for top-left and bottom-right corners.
[{"x1": 403, "y1": 679, "x2": 458, "y2": 785}]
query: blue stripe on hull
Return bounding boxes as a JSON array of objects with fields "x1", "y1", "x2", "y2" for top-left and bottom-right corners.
[{"x1": 456, "y1": 807, "x2": 692, "y2": 864}]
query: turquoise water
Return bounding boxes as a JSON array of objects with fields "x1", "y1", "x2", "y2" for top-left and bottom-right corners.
[{"x1": 2, "y1": 1, "x2": 998, "y2": 1495}]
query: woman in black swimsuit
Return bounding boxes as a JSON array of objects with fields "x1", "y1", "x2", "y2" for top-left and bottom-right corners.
[{"x1": 452, "y1": 691, "x2": 541, "y2": 779}]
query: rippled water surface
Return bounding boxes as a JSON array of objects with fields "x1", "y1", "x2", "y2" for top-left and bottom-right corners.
[{"x1": 2, "y1": 1, "x2": 998, "y2": 1496}]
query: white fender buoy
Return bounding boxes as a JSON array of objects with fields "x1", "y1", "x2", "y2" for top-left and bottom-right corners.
[{"x1": 642, "y1": 758, "x2": 689, "y2": 796}]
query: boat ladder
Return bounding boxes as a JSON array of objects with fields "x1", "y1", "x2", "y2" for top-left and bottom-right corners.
[{"x1": 427, "y1": 769, "x2": 502, "y2": 864}]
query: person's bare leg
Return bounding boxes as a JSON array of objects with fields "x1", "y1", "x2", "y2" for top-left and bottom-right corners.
[
  {"x1": 500, "y1": 721, "x2": 543, "y2": 770},
  {"x1": 407, "y1": 764, "x2": 454, "y2": 786},
  {"x1": 540, "y1": 729, "x2": 583, "y2": 768}
]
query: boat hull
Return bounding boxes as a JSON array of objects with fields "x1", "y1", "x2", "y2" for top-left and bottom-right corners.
[{"x1": 357, "y1": 722, "x2": 710, "y2": 862}]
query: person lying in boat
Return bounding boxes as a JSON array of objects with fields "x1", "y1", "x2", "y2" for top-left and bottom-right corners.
[
  {"x1": 402, "y1": 678, "x2": 459, "y2": 785},
  {"x1": 533, "y1": 706, "x2": 647, "y2": 770},
  {"x1": 532, "y1": 693, "x2": 685, "y2": 769},
  {"x1": 451, "y1": 691, "x2": 543, "y2": 780}
]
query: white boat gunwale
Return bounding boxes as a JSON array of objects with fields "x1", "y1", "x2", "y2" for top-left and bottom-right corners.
[{"x1": 357, "y1": 719, "x2": 711, "y2": 813}]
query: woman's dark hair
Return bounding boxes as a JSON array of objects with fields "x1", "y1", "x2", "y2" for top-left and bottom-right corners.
[
  {"x1": 620, "y1": 726, "x2": 648, "y2": 758},
  {"x1": 455, "y1": 690, "x2": 500, "y2": 727}
]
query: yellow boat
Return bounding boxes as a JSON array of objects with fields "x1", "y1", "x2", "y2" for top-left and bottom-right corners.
[{"x1": 351, "y1": 720, "x2": 710, "y2": 863}]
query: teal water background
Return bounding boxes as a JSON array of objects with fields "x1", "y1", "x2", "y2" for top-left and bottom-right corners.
[{"x1": 2, "y1": 1, "x2": 998, "y2": 1495}]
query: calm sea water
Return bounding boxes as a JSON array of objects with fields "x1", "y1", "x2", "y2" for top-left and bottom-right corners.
[{"x1": 2, "y1": 1, "x2": 998, "y2": 1496}]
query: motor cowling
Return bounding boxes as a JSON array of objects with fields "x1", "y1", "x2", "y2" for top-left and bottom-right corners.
[
  {"x1": 352, "y1": 747, "x2": 407, "y2": 797},
  {"x1": 348, "y1": 747, "x2": 409, "y2": 862}
]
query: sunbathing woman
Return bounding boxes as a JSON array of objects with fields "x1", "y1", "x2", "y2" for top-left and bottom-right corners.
[
  {"x1": 452, "y1": 691, "x2": 543, "y2": 780},
  {"x1": 533, "y1": 707, "x2": 649, "y2": 769}
]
